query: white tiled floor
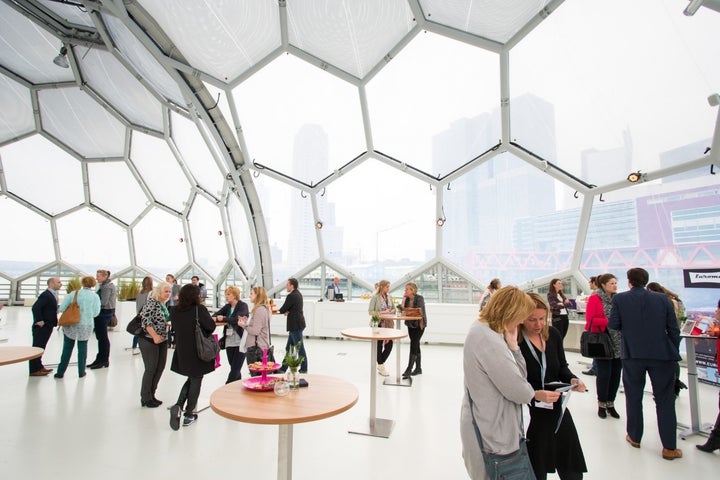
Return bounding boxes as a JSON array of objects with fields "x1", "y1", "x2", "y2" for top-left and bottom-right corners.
[{"x1": 1, "y1": 306, "x2": 718, "y2": 479}]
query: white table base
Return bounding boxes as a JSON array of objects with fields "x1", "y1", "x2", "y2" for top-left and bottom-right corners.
[
  {"x1": 348, "y1": 339, "x2": 396, "y2": 438},
  {"x1": 278, "y1": 424, "x2": 293, "y2": 480}
]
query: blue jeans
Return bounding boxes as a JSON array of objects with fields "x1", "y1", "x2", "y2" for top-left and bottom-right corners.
[{"x1": 281, "y1": 329, "x2": 308, "y2": 372}]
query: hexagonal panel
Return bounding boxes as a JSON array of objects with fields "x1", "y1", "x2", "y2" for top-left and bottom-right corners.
[
  {"x1": 444, "y1": 151, "x2": 578, "y2": 286},
  {"x1": 56, "y1": 207, "x2": 130, "y2": 271},
  {"x1": 287, "y1": 0, "x2": 415, "y2": 78},
  {"x1": 0, "y1": 2, "x2": 74, "y2": 84},
  {"x1": 324, "y1": 157, "x2": 435, "y2": 283},
  {"x1": 170, "y1": 112, "x2": 225, "y2": 196},
  {"x1": 140, "y1": 0, "x2": 280, "y2": 82},
  {"x1": 1, "y1": 134, "x2": 83, "y2": 214},
  {"x1": 233, "y1": 54, "x2": 365, "y2": 186},
  {"x1": 129, "y1": 131, "x2": 191, "y2": 212},
  {"x1": 0, "y1": 197, "x2": 54, "y2": 276},
  {"x1": 79, "y1": 49, "x2": 163, "y2": 132},
  {"x1": 87, "y1": 162, "x2": 148, "y2": 224},
  {"x1": 227, "y1": 194, "x2": 256, "y2": 273},
  {"x1": 133, "y1": 207, "x2": 187, "y2": 278},
  {"x1": 367, "y1": 31, "x2": 500, "y2": 175},
  {"x1": 187, "y1": 194, "x2": 227, "y2": 277},
  {"x1": 38, "y1": 87, "x2": 126, "y2": 158},
  {"x1": 253, "y1": 174, "x2": 319, "y2": 285},
  {"x1": 0, "y1": 74, "x2": 34, "y2": 143},
  {"x1": 510, "y1": 1, "x2": 720, "y2": 184}
]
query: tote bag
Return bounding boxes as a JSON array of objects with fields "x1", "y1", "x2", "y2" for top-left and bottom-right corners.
[
  {"x1": 580, "y1": 318, "x2": 613, "y2": 359},
  {"x1": 58, "y1": 291, "x2": 80, "y2": 327}
]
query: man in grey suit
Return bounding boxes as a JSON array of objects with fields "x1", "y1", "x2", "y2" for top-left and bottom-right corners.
[{"x1": 609, "y1": 267, "x2": 682, "y2": 460}]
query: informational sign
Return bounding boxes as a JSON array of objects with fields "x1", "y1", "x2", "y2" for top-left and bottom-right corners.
[
  {"x1": 683, "y1": 268, "x2": 720, "y2": 289},
  {"x1": 685, "y1": 310, "x2": 719, "y2": 387}
]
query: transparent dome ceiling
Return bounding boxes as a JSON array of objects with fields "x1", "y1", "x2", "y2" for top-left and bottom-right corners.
[{"x1": 0, "y1": 0, "x2": 718, "y2": 306}]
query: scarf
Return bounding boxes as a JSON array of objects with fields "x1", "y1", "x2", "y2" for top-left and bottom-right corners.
[{"x1": 597, "y1": 288, "x2": 621, "y2": 358}]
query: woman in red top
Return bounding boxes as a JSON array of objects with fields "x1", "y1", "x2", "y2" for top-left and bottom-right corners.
[
  {"x1": 696, "y1": 298, "x2": 720, "y2": 453},
  {"x1": 585, "y1": 273, "x2": 621, "y2": 419}
]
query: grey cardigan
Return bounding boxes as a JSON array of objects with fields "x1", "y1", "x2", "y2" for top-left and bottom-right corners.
[{"x1": 460, "y1": 321, "x2": 535, "y2": 480}]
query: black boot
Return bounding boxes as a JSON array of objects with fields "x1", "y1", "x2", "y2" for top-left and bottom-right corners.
[
  {"x1": 411, "y1": 352, "x2": 422, "y2": 376},
  {"x1": 696, "y1": 414, "x2": 720, "y2": 453},
  {"x1": 402, "y1": 354, "x2": 416, "y2": 379}
]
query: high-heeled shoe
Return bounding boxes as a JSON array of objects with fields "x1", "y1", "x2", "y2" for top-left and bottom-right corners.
[
  {"x1": 696, "y1": 432, "x2": 720, "y2": 452},
  {"x1": 89, "y1": 361, "x2": 109, "y2": 369},
  {"x1": 598, "y1": 407, "x2": 607, "y2": 419},
  {"x1": 607, "y1": 406, "x2": 620, "y2": 419}
]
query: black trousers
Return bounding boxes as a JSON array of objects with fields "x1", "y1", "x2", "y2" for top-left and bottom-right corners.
[
  {"x1": 92, "y1": 309, "x2": 113, "y2": 363},
  {"x1": 408, "y1": 326, "x2": 425, "y2": 355},
  {"x1": 596, "y1": 358, "x2": 622, "y2": 403},
  {"x1": 176, "y1": 375, "x2": 204, "y2": 417},
  {"x1": 376, "y1": 340, "x2": 393, "y2": 364},
  {"x1": 552, "y1": 315, "x2": 569, "y2": 340},
  {"x1": 29, "y1": 323, "x2": 54, "y2": 373},
  {"x1": 225, "y1": 346, "x2": 246, "y2": 383}
]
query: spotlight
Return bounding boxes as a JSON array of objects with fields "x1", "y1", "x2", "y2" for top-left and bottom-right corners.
[
  {"x1": 53, "y1": 46, "x2": 69, "y2": 68},
  {"x1": 436, "y1": 217, "x2": 445, "y2": 227},
  {"x1": 626, "y1": 171, "x2": 643, "y2": 183},
  {"x1": 683, "y1": 0, "x2": 705, "y2": 16},
  {"x1": 709, "y1": 93, "x2": 720, "y2": 107},
  {"x1": 315, "y1": 220, "x2": 323, "y2": 230}
]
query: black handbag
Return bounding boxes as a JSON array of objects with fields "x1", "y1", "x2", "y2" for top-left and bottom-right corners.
[
  {"x1": 194, "y1": 306, "x2": 220, "y2": 362},
  {"x1": 580, "y1": 318, "x2": 613, "y2": 359},
  {"x1": 245, "y1": 307, "x2": 274, "y2": 374},
  {"x1": 126, "y1": 314, "x2": 143, "y2": 336}
]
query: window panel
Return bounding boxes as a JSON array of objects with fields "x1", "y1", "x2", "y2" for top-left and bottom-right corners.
[
  {"x1": 133, "y1": 208, "x2": 186, "y2": 279},
  {"x1": 56, "y1": 208, "x2": 130, "y2": 272}
]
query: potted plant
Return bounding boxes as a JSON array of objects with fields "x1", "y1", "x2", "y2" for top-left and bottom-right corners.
[
  {"x1": 370, "y1": 314, "x2": 381, "y2": 333},
  {"x1": 283, "y1": 342, "x2": 305, "y2": 391},
  {"x1": 118, "y1": 278, "x2": 140, "y2": 301},
  {"x1": 396, "y1": 303, "x2": 403, "y2": 314}
]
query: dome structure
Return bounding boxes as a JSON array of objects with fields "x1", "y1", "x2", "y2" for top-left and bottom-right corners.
[{"x1": 0, "y1": 0, "x2": 718, "y2": 306}]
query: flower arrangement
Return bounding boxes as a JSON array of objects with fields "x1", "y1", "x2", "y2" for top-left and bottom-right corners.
[
  {"x1": 283, "y1": 342, "x2": 305, "y2": 369},
  {"x1": 370, "y1": 314, "x2": 381, "y2": 328},
  {"x1": 396, "y1": 303, "x2": 403, "y2": 313}
]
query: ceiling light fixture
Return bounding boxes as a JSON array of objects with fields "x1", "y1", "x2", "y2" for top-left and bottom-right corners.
[
  {"x1": 315, "y1": 220, "x2": 323, "y2": 230},
  {"x1": 626, "y1": 171, "x2": 643, "y2": 183},
  {"x1": 53, "y1": 46, "x2": 69, "y2": 68},
  {"x1": 684, "y1": 0, "x2": 705, "y2": 15},
  {"x1": 436, "y1": 217, "x2": 445, "y2": 227}
]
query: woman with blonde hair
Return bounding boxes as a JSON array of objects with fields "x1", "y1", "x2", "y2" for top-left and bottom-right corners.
[
  {"x1": 461, "y1": 286, "x2": 560, "y2": 479},
  {"x1": 212, "y1": 285, "x2": 249, "y2": 384},
  {"x1": 137, "y1": 281, "x2": 172, "y2": 407},
  {"x1": 401, "y1": 282, "x2": 427, "y2": 379},
  {"x1": 55, "y1": 276, "x2": 101, "y2": 379},
  {"x1": 519, "y1": 293, "x2": 587, "y2": 480},
  {"x1": 368, "y1": 279, "x2": 395, "y2": 376},
  {"x1": 239, "y1": 286, "x2": 272, "y2": 376}
]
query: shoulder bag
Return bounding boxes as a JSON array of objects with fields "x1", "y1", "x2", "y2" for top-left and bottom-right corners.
[
  {"x1": 246, "y1": 306, "x2": 274, "y2": 373},
  {"x1": 403, "y1": 306, "x2": 423, "y2": 329},
  {"x1": 580, "y1": 318, "x2": 613, "y2": 359},
  {"x1": 126, "y1": 313, "x2": 143, "y2": 336},
  {"x1": 195, "y1": 306, "x2": 220, "y2": 362},
  {"x1": 58, "y1": 291, "x2": 80, "y2": 327},
  {"x1": 466, "y1": 388, "x2": 534, "y2": 480}
]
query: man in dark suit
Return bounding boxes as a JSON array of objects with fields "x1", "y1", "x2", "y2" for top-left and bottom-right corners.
[
  {"x1": 278, "y1": 277, "x2": 308, "y2": 372},
  {"x1": 609, "y1": 267, "x2": 682, "y2": 460},
  {"x1": 29, "y1": 277, "x2": 62, "y2": 376}
]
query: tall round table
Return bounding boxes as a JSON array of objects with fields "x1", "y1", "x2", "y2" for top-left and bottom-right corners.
[
  {"x1": 379, "y1": 313, "x2": 422, "y2": 387},
  {"x1": 340, "y1": 327, "x2": 408, "y2": 438},
  {"x1": 210, "y1": 374, "x2": 358, "y2": 480},
  {"x1": 0, "y1": 346, "x2": 43, "y2": 366}
]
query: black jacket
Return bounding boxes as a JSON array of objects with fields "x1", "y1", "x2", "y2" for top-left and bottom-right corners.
[
  {"x1": 170, "y1": 304, "x2": 216, "y2": 377},
  {"x1": 32, "y1": 290, "x2": 58, "y2": 327},
  {"x1": 279, "y1": 289, "x2": 306, "y2": 332}
]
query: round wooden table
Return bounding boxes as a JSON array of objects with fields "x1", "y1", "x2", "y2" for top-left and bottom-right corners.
[
  {"x1": 341, "y1": 327, "x2": 407, "y2": 438},
  {"x1": 0, "y1": 346, "x2": 43, "y2": 366},
  {"x1": 211, "y1": 374, "x2": 358, "y2": 480},
  {"x1": 379, "y1": 313, "x2": 422, "y2": 387}
]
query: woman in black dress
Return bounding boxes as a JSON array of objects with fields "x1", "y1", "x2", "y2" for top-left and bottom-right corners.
[
  {"x1": 168, "y1": 284, "x2": 216, "y2": 430},
  {"x1": 519, "y1": 292, "x2": 588, "y2": 480}
]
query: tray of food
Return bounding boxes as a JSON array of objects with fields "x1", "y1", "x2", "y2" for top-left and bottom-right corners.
[
  {"x1": 247, "y1": 362, "x2": 282, "y2": 372},
  {"x1": 241, "y1": 375, "x2": 282, "y2": 391}
]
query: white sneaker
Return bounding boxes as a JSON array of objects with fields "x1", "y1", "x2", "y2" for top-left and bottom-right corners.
[
  {"x1": 132, "y1": 348, "x2": 140, "y2": 355},
  {"x1": 377, "y1": 364, "x2": 389, "y2": 376}
]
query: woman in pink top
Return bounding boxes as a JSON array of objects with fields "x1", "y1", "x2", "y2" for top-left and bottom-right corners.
[{"x1": 585, "y1": 273, "x2": 621, "y2": 419}]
